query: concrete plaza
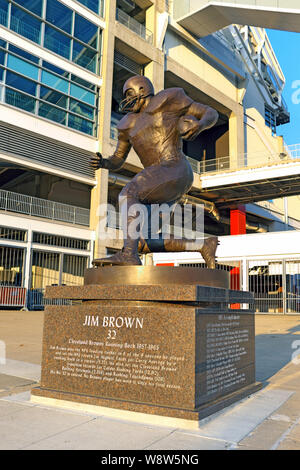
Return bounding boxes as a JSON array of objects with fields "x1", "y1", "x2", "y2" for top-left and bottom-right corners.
[{"x1": 0, "y1": 310, "x2": 300, "y2": 450}]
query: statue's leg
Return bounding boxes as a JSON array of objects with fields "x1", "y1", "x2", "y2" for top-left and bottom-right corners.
[
  {"x1": 138, "y1": 235, "x2": 218, "y2": 269},
  {"x1": 93, "y1": 161, "x2": 193, "y2": 266}
]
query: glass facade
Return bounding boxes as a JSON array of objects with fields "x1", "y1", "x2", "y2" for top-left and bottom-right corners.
[
  {"x1": 76, "y1": 0, "x2": 104, "y2": 17},
  {"x1": 265, "y1": 106, "x2": 276, "y2": 134},
  {"x1": 0, "y1": 0, "x2": 101, "y2": 73},
  {"x1": 0, "y1": 40, "x2": 99, "y2": 136}
]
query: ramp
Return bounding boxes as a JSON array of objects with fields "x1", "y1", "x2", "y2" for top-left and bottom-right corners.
[{"x1": 175, "y1": 1, "x2": 300, "y2": 37}]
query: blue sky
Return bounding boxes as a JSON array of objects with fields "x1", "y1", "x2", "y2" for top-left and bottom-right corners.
[{"x1": 267, "y1": 30, "x2": 300, "y2": 146}]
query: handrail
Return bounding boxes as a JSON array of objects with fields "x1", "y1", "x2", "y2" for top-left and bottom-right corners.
[
  {"x1": 0, "y1": 189, "x2": 90, "y2": 226},
  {"x1": 187, "y1": 144, "x2": 300, "y2": 175},
  {"x1": 116, "y1": 8, "x2": 153, "y2": 45}
]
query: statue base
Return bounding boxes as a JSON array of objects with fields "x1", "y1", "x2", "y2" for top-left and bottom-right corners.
[{"x1": 31, "y1": 267, "x2": 262, "y2": 425}]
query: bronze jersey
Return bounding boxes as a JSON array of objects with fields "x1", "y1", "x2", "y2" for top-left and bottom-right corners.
[{"x1": 117, "y1": 88, "x2": 194, "y2": 167}]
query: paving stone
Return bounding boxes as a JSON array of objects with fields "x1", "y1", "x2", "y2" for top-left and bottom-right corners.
[
  {"x1": 0, "y1": 374, "x2": 36, "y2": 392},
  {"x1": 276, "y1": 438, "x2": 300, "y2": 450},
  {"x1": 287, "y1": 423, "x2": 300, "y2": 442},
  {"x1": 238, "y1": 419, "x2": 290, "y2": 450},
  {"x1": 269, "y1": 393, "x2": 300, "y2": 422},
  {"x1": 0, "y1": 400, "x2": 31, "y2": 418},
  {"x1": 145, "y1": 431, "x2": 230, "y2": 450},
  {"x1": 23, "y1": 416, "x2": 174, "y2": 450},
  {"x1": 0, "y1": 404, "x2": 95, "y2": 450}
]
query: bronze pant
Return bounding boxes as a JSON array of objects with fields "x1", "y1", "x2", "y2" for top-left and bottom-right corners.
[{"x1": 119, "y1": 158, "x2": 194, "y2": 252}]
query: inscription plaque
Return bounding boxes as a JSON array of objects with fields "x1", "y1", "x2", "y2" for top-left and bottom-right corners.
[{"x1": 39, "y1": 303, "x2": 255, "y2": 411}]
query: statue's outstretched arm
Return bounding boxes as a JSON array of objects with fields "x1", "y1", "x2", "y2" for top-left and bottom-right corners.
[{"x1": 90, "y1": 130, "x2": 131, "y2": 171}]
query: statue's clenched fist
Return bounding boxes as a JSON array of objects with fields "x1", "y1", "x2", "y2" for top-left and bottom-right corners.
[{"x1": 89, "y1": 152, "x2": 104, "y2": 170}]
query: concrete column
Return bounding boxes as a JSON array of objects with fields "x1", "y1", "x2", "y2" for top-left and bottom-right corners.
[
  {"x1": 144, "y1": 59, "x2": 165, "y2": 93},
  {"x1": 89, "y1": 0, "x2": 116, "y2": 260},
  {"x1": 229, "y1": 106, "x2": 244, "y2": 170},
  {"x1": 144, "y1": 3, "x2": 165, "y2": 92},
  {"x1": 90, "y1": 169, "x2": 109, "y2": 260},
  {"x1": 98, "y1": 0, "x2": 116, "y2": 151}
]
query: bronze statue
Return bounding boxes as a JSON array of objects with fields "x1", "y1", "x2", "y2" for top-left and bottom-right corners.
[{"x1": 90, "y1": 76, "x2": 219, "y2": 268}]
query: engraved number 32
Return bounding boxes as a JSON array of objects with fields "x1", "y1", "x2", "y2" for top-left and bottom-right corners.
[{"x1": 107, "y1": 329, "x2": 117, "y2": 340}]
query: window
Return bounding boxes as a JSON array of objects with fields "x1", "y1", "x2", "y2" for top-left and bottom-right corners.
[
  {"x1": 70, "y1": 98, "x2": 94, "y2": 120},
  {"x1": 0, "y1": 0, "x2": 8, "y2": 27},
  {"x1": 74, "y1": 14, "x2": 98, "y2": 47},
  {"x1": 6, "y1": 71, "x2": 37, "y2": 95},
  {"x1": 13, "y1": 0, "x2": 43, "y2": 17},
  {"x1": 46, "y1": 0, "x2": 73, "y2": 34},
  {"x1": 7, "y1": 54, "x2": 39, "y2": 80},
  {"x1": 38, "y1": 102, "x2": 67, "y2": 124},
  {"x1": 41, "y1": 70, "x2": 69, "y2": 93},
  {"x1": 5, "y1": 88, "x2": 36, "y2": 112},
  {"x1": 10, "y1": 5, "x2": 41, "y2": 44},
  {"x1": 2, "y1": 0, "x2": 101, "y2": 73},
  {"x1": 42, "y1": 60, "x2": 69, "y2": 78},
  {"x1": 265, "y1": 106, "x2": 276, "y2": 134},
  {"x1": 76, "y1": 0, "x2": 103, "y2": 16},
  {"x1": 40, "y1": 86, "x2": 68, "y2": 108},
  {"x1": 68, "y1": 113, "x2": 93, "y2": 134},
  {"x1": 70, "y1": 82, "x2": 95, "y2": 105},
  {"x1": 71, "y1": 74, "x2": 96, "y2": 91},
  {"x1": 72, "y1": 40, "x2": 97, "y2": 73},
  {"x1": 0, "y1": 39, "x2": 98, "y2": 136},
  {"x1": 9, "y1": 44, "x2": 39, "y2": 63},
  {"x1": 0, "y1": 48, "x2": 5, "y2": 65},
  {"x1": 44, "y1": 24, "x2": 71, "y2": 59}
]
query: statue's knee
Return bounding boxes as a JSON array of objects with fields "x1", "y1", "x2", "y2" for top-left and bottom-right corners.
[{"x1": 119, "y1": 183, "x2": 140, "y2": 205}]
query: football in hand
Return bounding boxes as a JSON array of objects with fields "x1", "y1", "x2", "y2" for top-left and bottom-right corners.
[{"x1": 178, "y1": 115, "x2": 200, "y2": 141}]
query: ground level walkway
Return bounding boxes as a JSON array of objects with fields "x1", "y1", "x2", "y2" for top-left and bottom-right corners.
[{"x1": 0, "y1": 310, "x2": 300, "y2": 450}]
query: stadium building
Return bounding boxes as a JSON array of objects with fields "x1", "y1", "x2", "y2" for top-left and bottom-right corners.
[{"x1": 0, "y1": 0, "x2": 300, "y2": 313}]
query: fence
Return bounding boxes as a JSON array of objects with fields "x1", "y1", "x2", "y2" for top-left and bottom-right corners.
[
  {"x1": 116, "y1": 8, "x2": 153, "y2": 44},
  {"x1": 0, "y1": 189, "x2": 90, "y2": 226},
  {"x1": 0, "y1": 288, "x2": 75, "y2": 310},
  {"x1": 27, "y1": 288, "x2": 73, "y2": 310},
  {"x1": 178, "y1": 260, "x2": 241, "y2": 291},
  {"x1": 0, "y1": 245, "x2": 90, "y2": 309},
  {"x1": 177, "y1": 258, "x2": 300, "y2": 314},
  {"x1": 186, "y1": 143, "x2": 300, "y2": 175},
  {"x1": 249, "y1": 260, "x2": 300, "y2": 314},
  {"x1": 0, "y1": 286, "x2": 27, "y2": 308}
]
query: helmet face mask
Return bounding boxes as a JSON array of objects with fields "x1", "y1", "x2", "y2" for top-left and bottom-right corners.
[
  {"x1": 119, "y1": 76, "x2": 154, "y2": 114},
  {"x1": 119, "y1": 91, "x2": 143, "y2": 113}
]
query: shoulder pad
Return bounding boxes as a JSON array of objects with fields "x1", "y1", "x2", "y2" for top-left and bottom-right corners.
[
  {"x1": 145, "y1": 88, "x2": 193, "y2": 114},
  {"x1": 117, "y1": 113, "x2": 136, "y2": 131}
]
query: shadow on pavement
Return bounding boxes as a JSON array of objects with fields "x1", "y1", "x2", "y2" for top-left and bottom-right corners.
[{"x1": 256, "y1": 321, "x2": 300, "y2": 383}]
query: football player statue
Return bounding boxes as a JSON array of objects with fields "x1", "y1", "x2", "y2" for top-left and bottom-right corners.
[{"x1": 90, "y1": 75, "x2": 219, "y2": 268}]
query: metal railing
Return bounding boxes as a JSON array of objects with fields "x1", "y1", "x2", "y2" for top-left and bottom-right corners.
[
  {"x1": 0, "y1": 189, "x2": 90, "y2": 226},
  {"x1": 187, "y1": 143, "x2": 300, "y2": 175},
  {"x1": 116, "y1": 8, "x2": 153, "y2": 45},
  {"x1": 0, "y1": 286, "x2": 27, "y2": 308}
]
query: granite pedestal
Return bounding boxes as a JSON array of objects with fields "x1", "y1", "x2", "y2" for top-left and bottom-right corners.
[{"x1": 31, "y1": 267, "x2": 262, "y2": 427}]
